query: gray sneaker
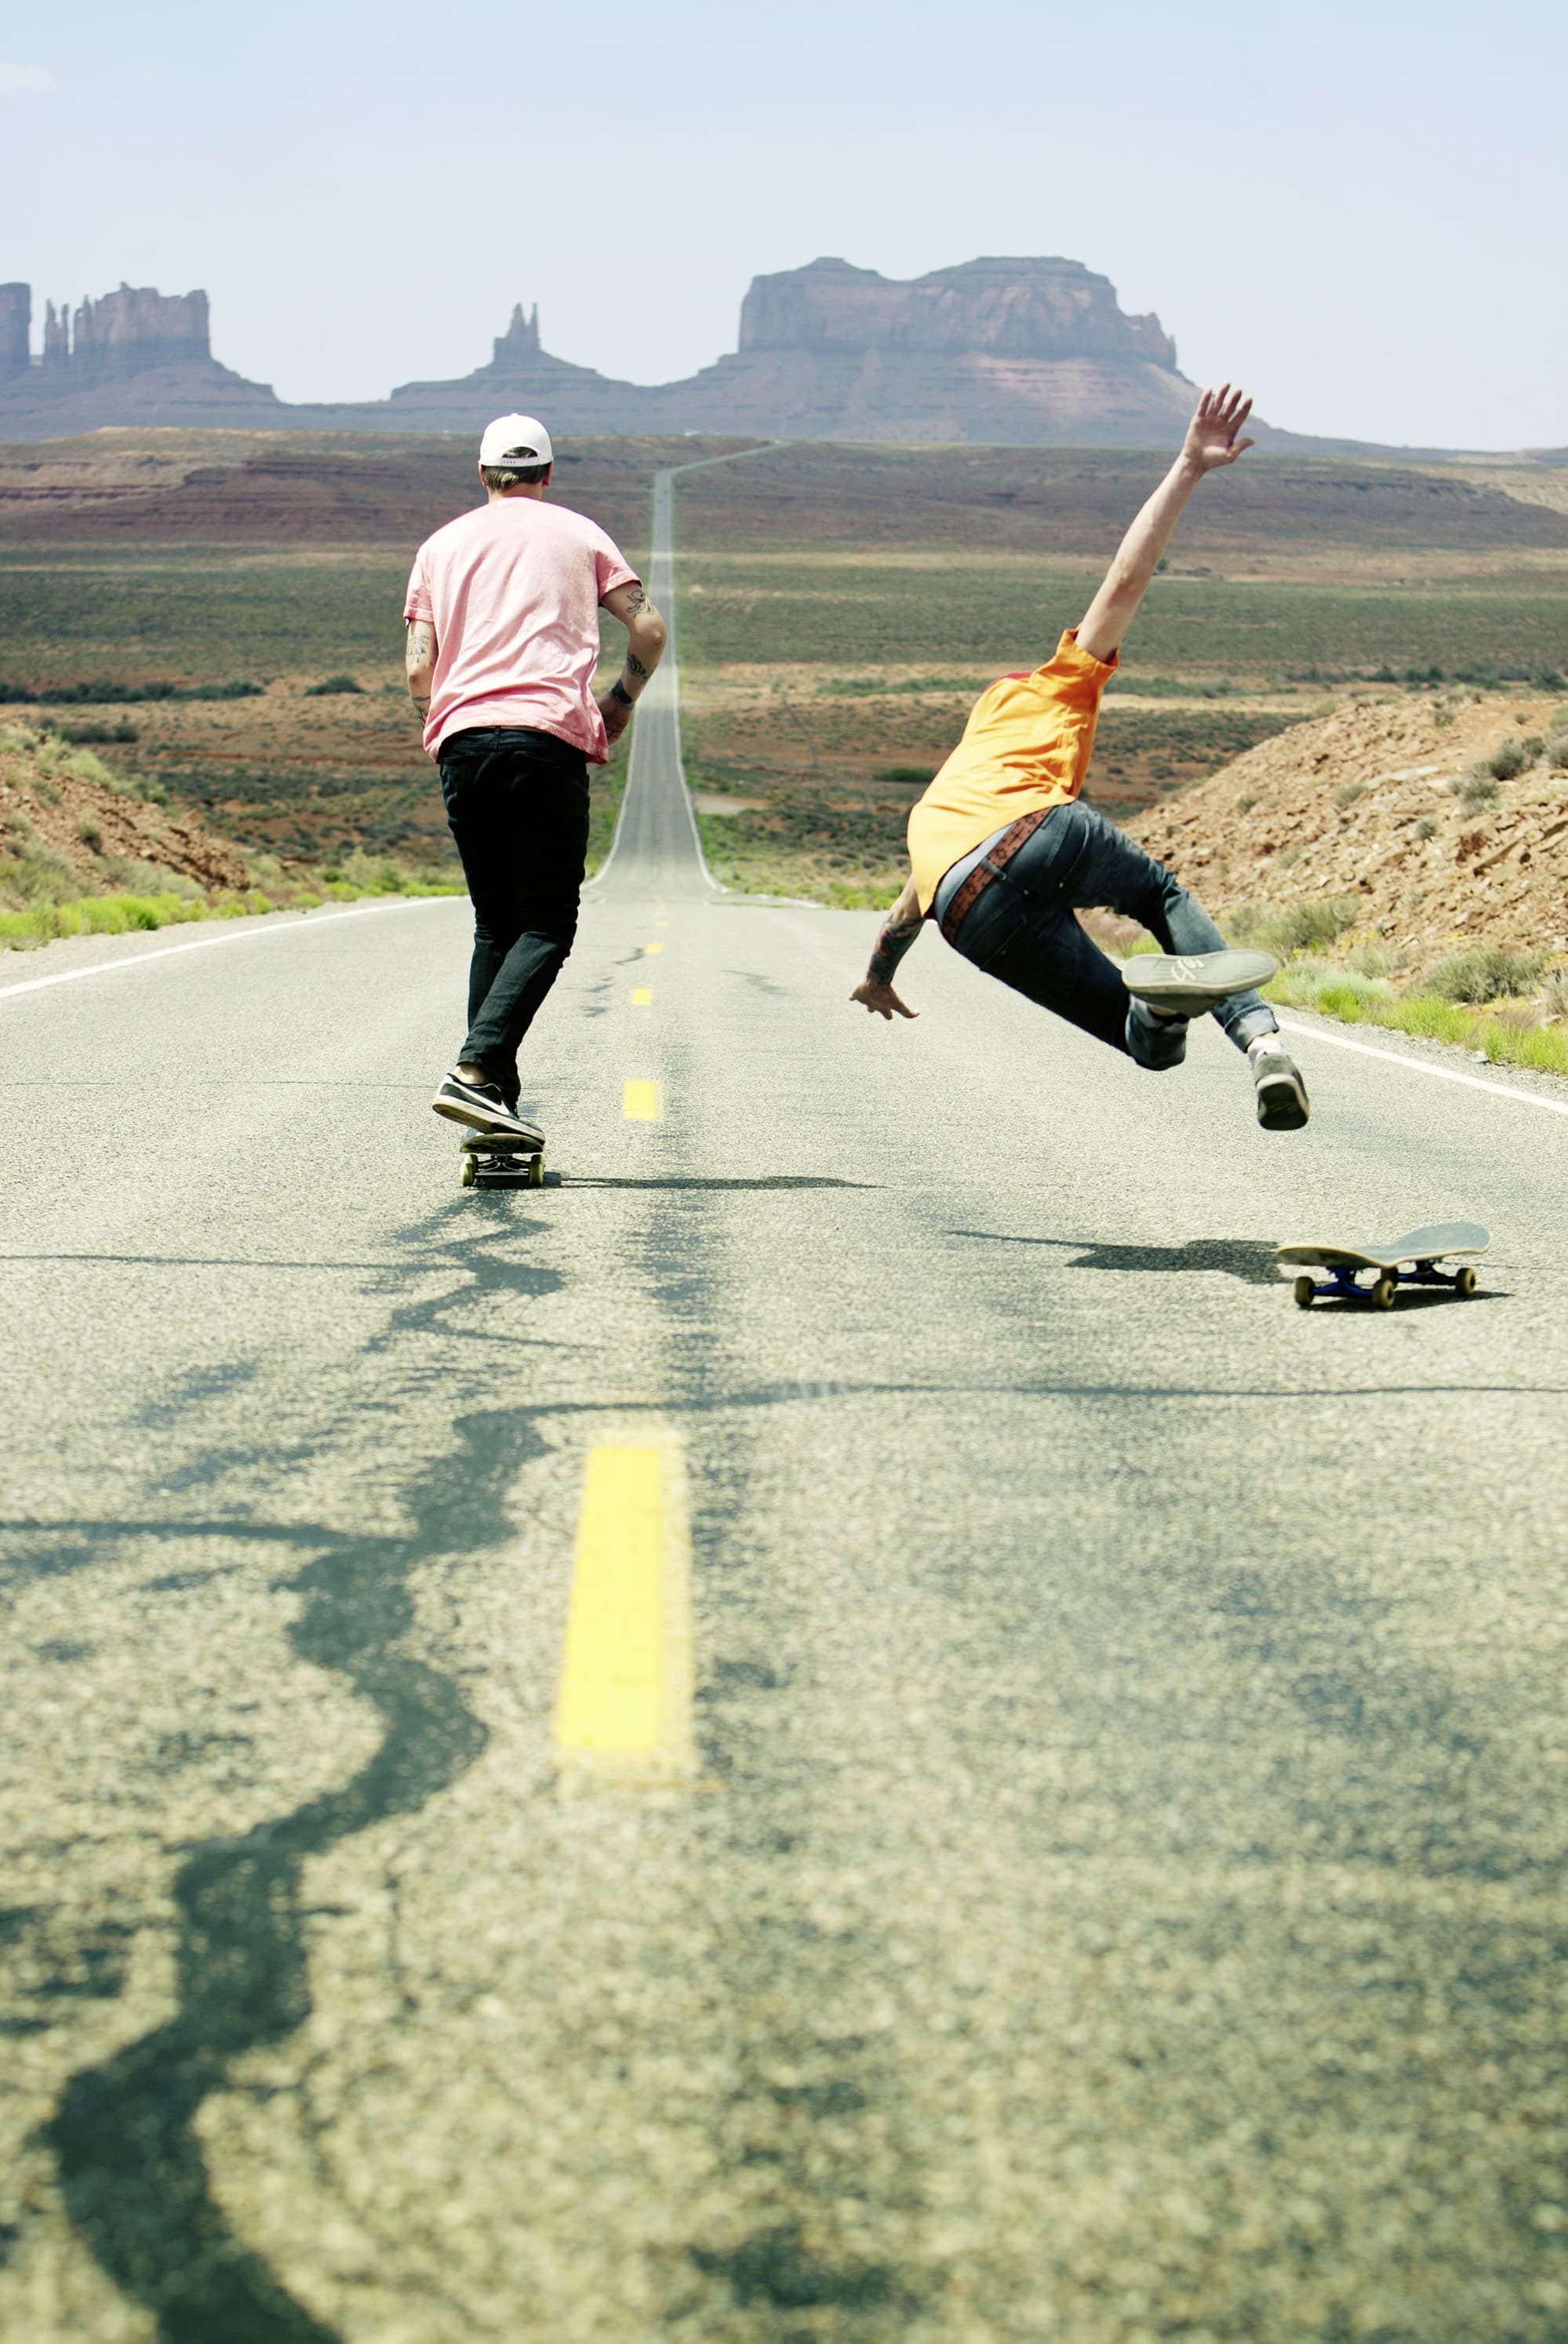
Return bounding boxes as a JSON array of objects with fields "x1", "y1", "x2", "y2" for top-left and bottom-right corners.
[
  {"x1": 1252, "y1": 1044, "x2": 1310, "y2": 1131},
  {"x1": 1122, "y1": 948, "x2": 1278, "y2": 1014}
]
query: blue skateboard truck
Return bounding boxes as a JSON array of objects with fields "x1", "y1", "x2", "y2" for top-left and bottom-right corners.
[{"x1": 1275, "y1": 1222, "x2": 1490, "y2": 1310}]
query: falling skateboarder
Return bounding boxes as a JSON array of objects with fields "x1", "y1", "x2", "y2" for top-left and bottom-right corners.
[
  {"x1": 406, "y1": 412, "x2": 668, "y2": 1143},
  {"x1": 850, "y1": 386, "x2": 1309, "y2": 1131}
]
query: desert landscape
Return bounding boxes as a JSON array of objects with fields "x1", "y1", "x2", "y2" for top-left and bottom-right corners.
[
  {"x1": 3, "y1": 428, "x2": 1566, "y2": 1015},
  {"x1": 7, "y1": 12, "x2": 1568, "y2": 2320}
]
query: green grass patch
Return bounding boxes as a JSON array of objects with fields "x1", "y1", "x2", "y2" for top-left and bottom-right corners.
[
  {"x1": 1427, "y1": 946, "x2": 1547, "y2": 1003},
  {"x1": 0, "y1": 890, "x2": 249, "y2": 944},
  {"x1": 1477, "y1": 1021, "x2": 1568, "y2": 1075},
  {"x1": 1233, "y1": 896, "x2": 1362, "y2": 958},
  {"x1": 1255, "y1": 954, "x2": 1568, "y2": 1076}
]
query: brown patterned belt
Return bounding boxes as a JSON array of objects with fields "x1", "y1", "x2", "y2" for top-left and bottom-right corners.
[{"x1": 937, "y1": 806, "x2": 1053, "y2": 944}]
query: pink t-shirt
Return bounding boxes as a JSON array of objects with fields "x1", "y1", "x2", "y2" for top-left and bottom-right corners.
[{"x1": 403, "y1": 497, "x2": 638, "y2": 761}]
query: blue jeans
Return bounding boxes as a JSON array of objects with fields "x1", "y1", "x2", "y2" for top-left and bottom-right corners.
[
  {"x1": 438, "y1": 726, "x2": 591, "y2": 1097},
  {"x1": 946, "y1": 799, "x2": 1275, "y2": 1068}
]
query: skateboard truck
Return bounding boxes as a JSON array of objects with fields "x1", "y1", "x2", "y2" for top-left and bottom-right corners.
[
  {"x1": 457, "y1": 1130, "x2": 545, "y2": 1189},
  {"x1": 1275, "y1": 1223, "x2": 1490, "y2": 1312},
  {"x1": 1290, "y1": 1257, "x2": 1479, "y2": 1311}
]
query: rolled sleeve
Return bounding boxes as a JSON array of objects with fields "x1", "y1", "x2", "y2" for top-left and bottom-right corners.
[
  {"x1": 403, "y1": 552, "x2": 432, "y2": 625},
  {"x1": 1034, "y1": 628, "x2": 1119, "y2": 697},
  {"x1": 592, "y1": 525, "x2": 639, "y2": 602}
]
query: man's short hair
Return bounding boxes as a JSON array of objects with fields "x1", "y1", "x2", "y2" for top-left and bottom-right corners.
[{"x1": 482, "y1": 459, "x2": 550, "y2": 491}]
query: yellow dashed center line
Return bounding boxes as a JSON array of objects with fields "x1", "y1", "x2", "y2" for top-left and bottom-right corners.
[
  {"x1": 623, "y1": 1078, "x2": 661, "y2": 1120},
  {"x1": 555, "y1": 1440, "x2": 695, "y2": 1785},
  {"x1": 631, "y1": 988, "x2": 652, "y2": 1006},
  {"x1": 643, "y1": 942, "x2": 664, "y2": 955}
]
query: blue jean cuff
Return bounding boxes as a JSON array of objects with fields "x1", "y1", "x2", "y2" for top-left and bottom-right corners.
[{"x1": 1230, "y1": 1008, "x2": 1279, "y2": 1050}]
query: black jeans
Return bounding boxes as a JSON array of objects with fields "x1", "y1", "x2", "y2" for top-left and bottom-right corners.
[
  {"x1": 948, "y1": 798, "x2": 1275, "y2": 1065},
  {"x1": 438, "y1": 727, "x2": 591, "y2": 1097}
]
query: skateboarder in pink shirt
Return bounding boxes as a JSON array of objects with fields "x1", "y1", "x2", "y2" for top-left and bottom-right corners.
[{"x1": 406, "y1": 413, "x2": 667, "y2": 1143}]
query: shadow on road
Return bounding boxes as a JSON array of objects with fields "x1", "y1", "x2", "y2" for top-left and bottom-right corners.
[
  {"x1": 565, "y1": 1174, "x2": 876, "y2": 1192},
  {"x1": 42, "y1": 1406, "x2": 546, "y2": 2343},
  {"x1": 950, "y1": 1231, "x2": 1282, "y2": 1285},
  {"x1": 33, "y1": 1203, "x2": 576, "y2": 2344}
]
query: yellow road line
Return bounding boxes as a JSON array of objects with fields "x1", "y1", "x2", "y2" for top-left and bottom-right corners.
[
  {"x1": 555, "y1": 1439, "x2": 695, "y2": 1784},
  {"x1": 643, "y1": 942, "x2": 664, "y2": 955},
  {"x1": 623, "y1": 1078, "x2": 661, "y2": 1120},
  {"x1": 631, "y1": 987, "x2": 652, "y2": 1006}
]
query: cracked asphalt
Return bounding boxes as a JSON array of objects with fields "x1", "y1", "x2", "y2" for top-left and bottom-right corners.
[{"x1": 3, "y1": 481, "x2": 1568, "y2": 2342}]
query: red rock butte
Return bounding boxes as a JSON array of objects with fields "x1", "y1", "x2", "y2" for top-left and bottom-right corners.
[{"x1": 0, "y1": 257, "x2": 1348, "y2": 450}]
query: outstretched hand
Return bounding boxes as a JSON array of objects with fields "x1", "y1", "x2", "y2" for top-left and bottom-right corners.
[
  {"x1": 1181, "y1": 384, "x2": 1254, "y2": 472},
  {"x1": 850, "y1": 977, "x2": 918, "y2": 1021}
]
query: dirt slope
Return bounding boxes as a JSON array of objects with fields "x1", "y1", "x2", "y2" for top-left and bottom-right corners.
[
  {"x1": 0, "y1": 726, "x2": 250, "y2": 904},
  {"x1": 1126, "y1": 693, "x2": 1568, "y2": 960}
]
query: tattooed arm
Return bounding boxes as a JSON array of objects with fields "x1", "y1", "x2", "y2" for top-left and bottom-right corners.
[
  {"x1": 850, "y1": 872, "x2": 923, "y2": 1021},
  {"x1": 406, "y1": 618, "x2": 436, "y2": 726},
  {"x1": 597, "y1": 579, "x2": 668, "y2": 744}
]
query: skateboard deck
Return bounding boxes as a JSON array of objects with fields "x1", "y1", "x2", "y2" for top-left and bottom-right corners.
[
  {"x1": 457, "y1": 1129, "x2": 545, "y2": 1189},
  {"x1": 1275, "y1": 1222, "x2": 1489, "y2": 1308}
]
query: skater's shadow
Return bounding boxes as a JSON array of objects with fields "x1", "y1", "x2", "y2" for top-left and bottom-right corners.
[
  {"x1": 951, "y1": 1230, "x2": 1280, "y2": 1287},
  {"x1": 563, "y1": 1174, "x2": 875, "y2": 1192}
]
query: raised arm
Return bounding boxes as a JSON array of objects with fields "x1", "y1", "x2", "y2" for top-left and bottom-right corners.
[
  {"x1": 406, "y1": 617, "x2": 436, "y2": 726},
  {"x1": 1075, "y1": 387, "x2": 1253, "y2": 664},
  {"x1": 598, "y1": 580, "x2": 669, "y2": 746}
]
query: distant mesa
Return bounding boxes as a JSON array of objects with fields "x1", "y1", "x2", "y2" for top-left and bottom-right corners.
[
  {"x1": 739, "y1": 255, "x2": 1177, "y2": 368},
  {"x1": 0, "y1": 257, "x2": 1410, "y2": 450},
  {"x1": 45, "y1": 283, "x2": 211, "y2": 379},
  {"x1": 0, "y1": 278, "x2": 287, "y2": 432}
]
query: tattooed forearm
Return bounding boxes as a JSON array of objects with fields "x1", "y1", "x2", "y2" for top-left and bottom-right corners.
[
  {"x1": 866, "y1": 908, "x2": 924, "y2": 986},
  {"x1": 625, "y1": 651, "x2": 649, "y2": 678},
  {"x1": 406, "y1": 619, "x2": 436, "y2": 723}
]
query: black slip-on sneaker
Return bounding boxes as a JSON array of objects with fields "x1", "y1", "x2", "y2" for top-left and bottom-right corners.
[
  {"x1": 1252, "y1": 1045, "x2": 1310, "y2": 1132},
  {"x1": 1122, "y1": 948, "x2": 1279, "y2": 1015},
  {"x1": 431, "y1": 1072, "x2": 544, "y2": 1143}
]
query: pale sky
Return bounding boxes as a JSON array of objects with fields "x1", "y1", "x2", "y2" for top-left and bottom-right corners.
[{"x1": 2, "y1": 0, "x2": 1563, "y2": 450}]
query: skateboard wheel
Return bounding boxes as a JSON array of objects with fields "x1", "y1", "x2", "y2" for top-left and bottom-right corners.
[
  {"x1": 459, "y1": 1153, "x2": 476, "y2": 1187},
  {"x1": 527, "y1": 1154, "x2": 545, "y2": 1187},
  {"x1": 1292, "y1": 1276, "x2": 1315, "y2": 1309},
  {"x1": 1455, "y1": 1265, "x2": 1477, "y2": 1298},
  {"x1": 1372, "y1": 1276, "x2": 1396, "y2": 1310}
]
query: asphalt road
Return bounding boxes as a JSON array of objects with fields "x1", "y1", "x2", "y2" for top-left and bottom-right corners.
[{"x1": 4, "y1": 485, "x2": 1568, "y2": 2343}]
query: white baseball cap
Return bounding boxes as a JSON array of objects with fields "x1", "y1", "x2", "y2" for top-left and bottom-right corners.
[{"x1": 478, "y1": 413, "x2": 553, "y2": 468}]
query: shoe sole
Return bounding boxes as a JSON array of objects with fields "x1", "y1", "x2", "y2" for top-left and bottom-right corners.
[
  {"x1": 1123, "y1": 948, "x2": 1278, "y2": 1013},
  {"x1": 432, "y1": 1094, "x2": 541, "y2": 1142},
  {"x1": 1257, "y1": 1072, "x2": 1310, "y2": 1132}
]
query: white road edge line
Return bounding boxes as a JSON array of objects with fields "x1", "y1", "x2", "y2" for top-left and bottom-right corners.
[
  {"x1": 1276, "y1": 1014, "x2": 1568, "y2": 1119},
  {"x1": 0, "y1": 897, "x2": 457, "y2": 1004}
]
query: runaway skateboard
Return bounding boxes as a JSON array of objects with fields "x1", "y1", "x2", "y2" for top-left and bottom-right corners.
[
  {"x1": 457, "y1": 1130, "x2": 545, "y2": 1189},
  {"x1": 1275, "y1": 1222, "x2": 1490, "y2": 1310}
]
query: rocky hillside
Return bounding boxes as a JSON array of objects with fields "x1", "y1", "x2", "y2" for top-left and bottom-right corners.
[
  {"x1": 0, "y1": 722, "x2": 250, "y2": 910},
  {"x1": 1127, "y1": 693, "x2": 1568, "y2": 963}
]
